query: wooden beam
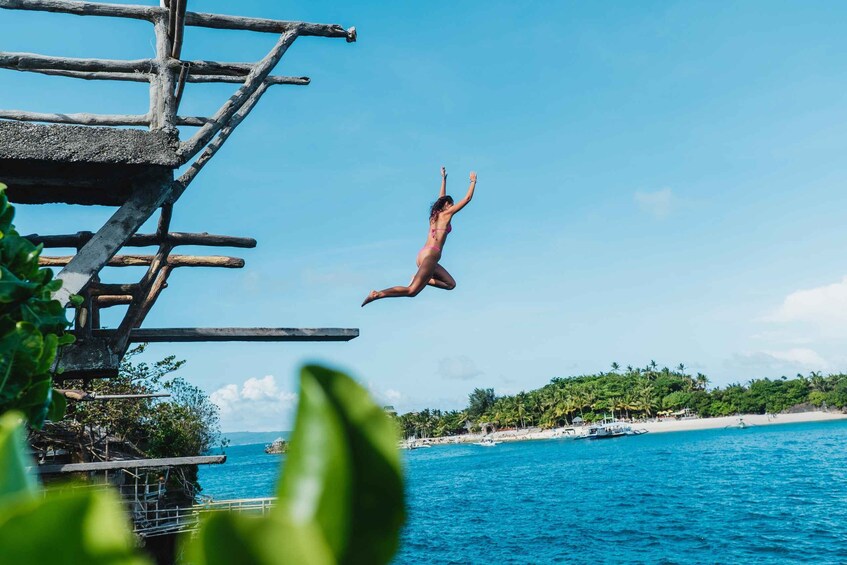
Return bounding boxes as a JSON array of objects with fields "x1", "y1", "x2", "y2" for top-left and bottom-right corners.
[
  {"x1": 92, "y1": 327, "x2": 360, "y2": 343},
  {"x1": 17, "y1": 68, "x2": 151, "y2": 81},
  {"x1": 0, "y1": 52, "x2": 260, "y2": 79},
  {"x1": 26, "y1": 231, "x2": 257, "y2": 249},
  {"x1": 20, "y1": 67, "x2": 307, "y2": 86},
  {"x1": 0, "y1": 51, "x2": 155, "y2": 73},
  {"x1": 36, "y1": 455, "x2": 227, "y2": 474},
  {"x1": 0, "y1": 110, "x2": 150, "y2": 126},
  {"x1": 42, "y1": 254, "x2": 245, "y2": 268},
  {"x1": 0, "y1": 110, "x2": 208, "y2": 127},
  {"x1": 92, "y1": 393, "x2": 171, "y2": 400},
  {"x1": 188, "y1": 75, "x2": 310, "y2": 85},
  {"x1": 0, "y1": 1, "x2": 357, "y2": 41},
  {"x1": 56, "y1": 390, "x2": 170, "y2": 401}
]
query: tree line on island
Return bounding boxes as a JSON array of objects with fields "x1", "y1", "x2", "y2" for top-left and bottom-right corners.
[{"x1": 395, "y1": 362, "x2": 847, "y2": 439}]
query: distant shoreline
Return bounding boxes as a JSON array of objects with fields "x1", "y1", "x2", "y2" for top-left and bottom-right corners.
[{"x1": 408, "y1": 410, "x2": 847, "y2": 446}]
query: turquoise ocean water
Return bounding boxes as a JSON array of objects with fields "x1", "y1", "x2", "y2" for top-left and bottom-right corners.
[{"x1": 200, "y1": 421, "x2": 847, "y2": 564}]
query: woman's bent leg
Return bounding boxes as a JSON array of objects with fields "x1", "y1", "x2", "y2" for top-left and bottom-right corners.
[
  {"x1": 427, "y1": 263, "x2": 456, "y2": 290},
  {"x1": 362, "y1": 255, "x2": 439, "y2": 306}
]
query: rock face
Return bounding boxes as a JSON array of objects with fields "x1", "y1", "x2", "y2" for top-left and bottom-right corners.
[{"x1": 264, "y1": 438, "x2": 288, "y2": 454}]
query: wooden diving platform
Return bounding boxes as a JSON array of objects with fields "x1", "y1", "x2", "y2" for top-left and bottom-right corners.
[{"x1": 92, "y1": 327, "x2": 360, "y2": 343}]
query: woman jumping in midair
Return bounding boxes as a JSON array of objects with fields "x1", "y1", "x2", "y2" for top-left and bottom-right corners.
[{"x1": 362, "y1": 167, "x2": 477, "y2": 306}]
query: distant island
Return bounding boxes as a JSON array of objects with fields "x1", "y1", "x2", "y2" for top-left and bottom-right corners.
[{"x1": 395, "y1": 363, "x2": 847, "y2": 440}]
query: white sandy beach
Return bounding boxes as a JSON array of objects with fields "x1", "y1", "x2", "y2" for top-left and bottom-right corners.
[{"x1": 412, "y1": 410, "x2": 847, "y2": 446}]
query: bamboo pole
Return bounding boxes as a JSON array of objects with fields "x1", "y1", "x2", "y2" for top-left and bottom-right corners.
[{"x1": 41, "y1": 254, "x2": 245, "y2": 268}]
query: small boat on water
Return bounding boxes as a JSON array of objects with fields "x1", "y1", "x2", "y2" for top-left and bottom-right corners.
[
  {"x1": 574, "y1": 421, "x2": 647, "y2": 440},
  {"x1": 264, "y1": 438, "x2": 288, "y2": 454},
  {"x1": 475, "y1": 437, "x2": 499, "y2": 447}
]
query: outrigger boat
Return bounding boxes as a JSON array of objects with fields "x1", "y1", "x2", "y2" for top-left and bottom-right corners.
[
  {"x1": 475, "y1": 437, "x2": 499, "y2": 447},
  {"x1": 575, "y1": 420, "x2": 648, "y2": 440}
]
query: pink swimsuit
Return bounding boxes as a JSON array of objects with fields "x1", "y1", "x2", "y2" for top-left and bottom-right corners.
[{"x1": 423, "y1": 223, "x2": 452, "y2": 253}]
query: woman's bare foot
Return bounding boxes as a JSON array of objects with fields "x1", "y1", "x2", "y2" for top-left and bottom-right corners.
[{"x1": 361, "y1": 290, "x2": 379, "y2": 307}]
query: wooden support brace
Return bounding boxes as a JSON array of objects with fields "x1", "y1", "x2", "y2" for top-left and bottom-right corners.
[{"x1": 51, "y1": 180, "x2": 177, "y2": 307}]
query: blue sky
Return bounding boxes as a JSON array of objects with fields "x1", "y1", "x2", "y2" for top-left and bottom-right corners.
[{"x1": 3, "y1": 1, "x2": 847, "y2": 431}]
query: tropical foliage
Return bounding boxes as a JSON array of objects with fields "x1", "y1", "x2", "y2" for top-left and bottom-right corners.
[
  {"x1": 0, "y1": 184, "x2": 73, "y2": 428},
  {"x1": 396, "y1": 362, "x2": 847, "y2": 438},
  {"x1": 66, "y1": 345, "x2": 226, "y2": 459},
  {"x1": 0, "y1": 365, "x2": 405, "y2": 565}
]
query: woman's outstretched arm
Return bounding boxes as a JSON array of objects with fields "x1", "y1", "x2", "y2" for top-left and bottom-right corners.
[
  {"x1": 446, "y1": 171, "x2": 477, "y2": 216},
  {"x1": 439, "y1": 166, "x2": 447, "y2": 198}
]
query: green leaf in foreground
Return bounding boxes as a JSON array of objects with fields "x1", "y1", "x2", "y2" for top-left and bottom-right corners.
[
  {"x1": 0, "y1": 489, "x2": 149, "y2": 565},
  {"x1": 0, "y1": 412, "x2": 36, "y2": 503},
  {"x1": 187, "y1": 364, "x2": 405, "y2": 565},
  {"x1": 0, "y1": 414, "x2": 149, "y2": 565},
  {"x1": 278, "y1": 364, "x2": 405, "y2": 564}
]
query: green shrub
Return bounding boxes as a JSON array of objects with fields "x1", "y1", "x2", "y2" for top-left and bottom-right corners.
[{"x1": 0, "y1": 184, "x2": 73, "y2": 427}]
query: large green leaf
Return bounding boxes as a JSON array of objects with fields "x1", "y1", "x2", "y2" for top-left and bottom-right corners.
[
  {"x1": 277, "y1": 365, "x2": 405, "y2": 564},
  {"x1": 185, "y1": 511, "x2": 333, "y2": 565},
  {"x1": 0, "y1": 412, "x2": 37, "y2": 504},
  {"x1": 0, "y1": 489, "x2": 150, "y2": 565}
]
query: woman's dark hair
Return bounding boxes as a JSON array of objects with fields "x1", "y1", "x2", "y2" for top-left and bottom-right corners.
[{"x1": 430, "y1": 195, "x2": 454, "y2": 222}]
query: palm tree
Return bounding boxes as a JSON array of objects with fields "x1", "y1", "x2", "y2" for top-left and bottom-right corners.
[
  {"x1": 695, "y1": 373, "x2": 709, "y2": 391},
  {"x1": 611, "y1": 362, "x2": 620, "y2": 373}
]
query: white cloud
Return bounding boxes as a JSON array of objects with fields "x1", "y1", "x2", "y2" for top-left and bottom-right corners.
[
  {"x1": 634, "y1": 188, "x2": 674, "y2": 219},
  {"x1": 766, "y1": 276, "x2": 847, "y2": 332},
  {"x1": 210, "y1": 375, "x2": 297, "y2": 432},
  {"x1": 762, "y1": 348, "x2": 828, "y2": 367},
  {"x1": 437, "y1": 356, "x2": 482, "y2": 381},
  {"x1": 728, "y1": 348, "x2": 829, "y2": 376}
]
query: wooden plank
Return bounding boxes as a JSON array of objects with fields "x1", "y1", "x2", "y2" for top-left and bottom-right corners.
[
  {"x1": 0, "y1": 1, "x2": 356, "y2": 41},
  {"x1": 92, "y1": 327, "x2": 360, "y2": 343},
  {"x1": 26, "y1": 231, "x2": 256, "y2": 249},
  {"x1": 42, "y1": 254, "x2": 244, "y2": 268},
  {"x1": 36, "y1": 455, "x2": 226, "y2": 474}
]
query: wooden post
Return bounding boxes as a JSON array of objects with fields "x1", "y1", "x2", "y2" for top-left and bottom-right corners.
[{"x1": 151, "y1": 16, "x2": 176, "y2": 132}]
